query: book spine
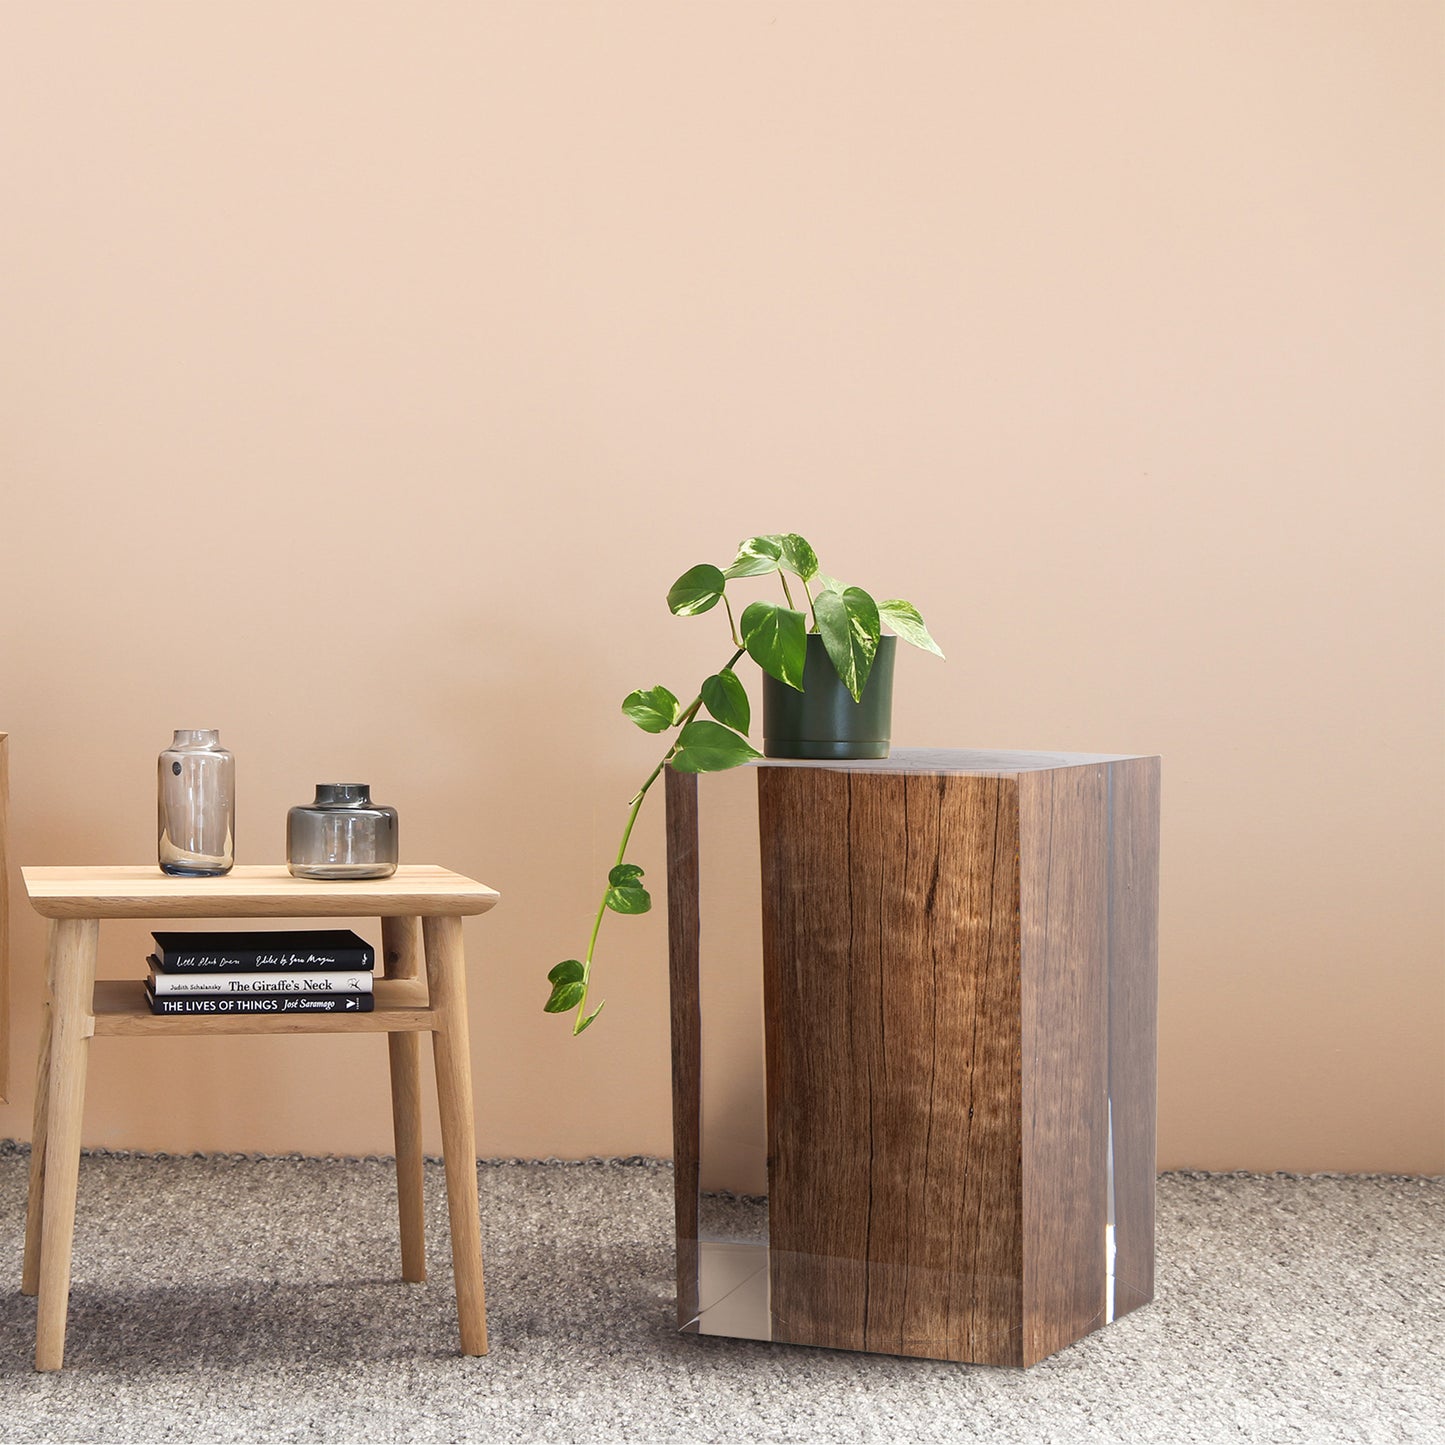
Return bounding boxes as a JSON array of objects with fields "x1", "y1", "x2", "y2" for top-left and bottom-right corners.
[
  {"x1": 148, "y1": 971, "x2": 374, "y2": 996},
  {"x1": 155, "y1": 951, "x2": 375, "y2": 973},
  {"x1": 145, "y1": 992, "x2": 377, "y2": 1015}
]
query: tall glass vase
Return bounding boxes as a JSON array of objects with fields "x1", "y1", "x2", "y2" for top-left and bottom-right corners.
[{"x1": 158, "y1": 729, "x2": 235, "y2": 876}]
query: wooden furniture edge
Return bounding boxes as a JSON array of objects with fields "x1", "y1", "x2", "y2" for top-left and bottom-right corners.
[
  {"x1": 383, "y1": 916, "x2": 428, "y2": 1283},
  {"x1": 20, "y1": 865, "x2": 500, "y2": 920},
  {"x1": 0, "y1": 733, "x2": 8, "y2": 1101},
  {"x1": 1017, "y1": 757, "x2": 1160, "y2": 1364},
  {"x1": 1106, "y1": 755, "x2": 1161, "y2": 1320},
  {"x1": 665, "y1": 768, "x2": 702, "y2": 1331},
  {"x1": 753, "y1": 748, "x2": 1157, "y2": 776}
]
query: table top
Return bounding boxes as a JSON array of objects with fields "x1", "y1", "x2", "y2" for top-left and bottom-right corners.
[
  {"x1": 757, "y1": 747, "x2": 1156, "y2": 775},
  {"x1": 21, "y1": 864, "x2": 500, "y2": 920}
]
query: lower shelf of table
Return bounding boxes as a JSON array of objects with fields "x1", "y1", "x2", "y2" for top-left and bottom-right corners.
[{"x1": 87, "y1": 979, "x2": 437, "y2": 1036}]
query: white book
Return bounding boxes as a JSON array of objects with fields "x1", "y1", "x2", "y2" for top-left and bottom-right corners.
[{"x1": 146, "y1": 967, "x2": 373, "y2": 996}]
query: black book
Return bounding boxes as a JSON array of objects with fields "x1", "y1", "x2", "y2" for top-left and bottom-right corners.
[
  {"x1": 150, "y1": 929, "x2": 375, "y2": 973},
  {"x1": 144, "y1": 983, "x2": 377, "y2": 1015}
]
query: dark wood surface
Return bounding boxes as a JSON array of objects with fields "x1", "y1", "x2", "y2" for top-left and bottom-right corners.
[
  {"x1": 1018, "y1": 765, "x2": 1111, "y2": 1365},
  {"x1": 759, "y1": 767, "x2": 1025, "y2": 1364},
  {"x1": 667, "y1": 751, "x2": 1160, "y2": 1367},
  {"x1": 1108, "y1": 756, "x2": 1161, "y2": 1319},
  {"x1": 664, "y1": 766, "x2": 702, "y2": 1331},
  {"x1": 757, "y1": 748, "x2": 1141, "y2": 776}
]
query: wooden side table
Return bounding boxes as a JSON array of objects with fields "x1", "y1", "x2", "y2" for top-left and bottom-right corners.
[
  {"x1": 0, "y1": 733, "x2": 9, "y2": 1103},
  {"x1": 18, "y1": 863, "x2": 500, "y2": 1372},
  {"x1": 667, "y1": 749, "x2": 1160, "y2": 1367}
]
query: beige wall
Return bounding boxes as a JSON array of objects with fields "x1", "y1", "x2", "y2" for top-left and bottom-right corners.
[{"x1": 1, "y1": 2, "x2": 1440, "y2": 1173}]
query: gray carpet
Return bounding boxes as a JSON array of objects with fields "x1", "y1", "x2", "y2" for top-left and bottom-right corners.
[{"x1": 0, "y1": 1147, "x2": 1439, "y2": 1444}]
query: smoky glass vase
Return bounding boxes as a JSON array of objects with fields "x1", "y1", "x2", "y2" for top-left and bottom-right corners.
[
  {"x1": 287, "y1": 784, "x2": 398, "y2": 880},
  {"x1": 158, "y1": 729, "x2": 235, "y2": 876}
]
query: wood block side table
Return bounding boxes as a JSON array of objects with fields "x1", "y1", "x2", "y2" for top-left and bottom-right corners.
[
  {"x1": 19, "y1": 863, "x2": 499, "y2": 1371},
  {"x1": 666, "y1": 749, "x2": 1160, "y2": 1367}
]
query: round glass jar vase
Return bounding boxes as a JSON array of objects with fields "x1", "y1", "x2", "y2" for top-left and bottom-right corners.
[{"x1": 287, "y1": 784, "x2": 398, "y2": 880}]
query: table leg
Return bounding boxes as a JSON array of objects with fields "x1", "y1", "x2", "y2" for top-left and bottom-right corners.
[
  {"x1": 423, "y1": 914, "x2": 487, "y2": 1356},
  {"x1": 21, "y1": 924, "x2": 56, "y2": 1296},
  {"x1": 382, "y1": 915, "x2": 426, "y2": 1283},
  {"x1": 34, "y1": 917, "x2": 98, "y2": 1371}
]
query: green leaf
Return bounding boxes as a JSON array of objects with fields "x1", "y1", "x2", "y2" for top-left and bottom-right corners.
[
  {"x1": 666, "y1": 563, "x2": 726, "y2": 616},
  {"x1": 548, "y1": 959, "x2": 585, "y2": 986},
  {"x1": 774, "y1": 533, "x2": 819, "y2": 582},
  {"x1": 740, "y1": 600, "x2": 808, "y2": 690},
  {"x1": 815, "y1": 585, "x2": 881, "y2": 702},
  {"x1": 605, "y1": 865, "x2": 652, "y2": 913},
  {"x1": 574, "y1": 1001, "x2": 605, "y2": 1034},
  {"x1": 722, "y1": 536, "x2": 783, "y2": 580},
  {"x1": 621, "y1": 684, "x2": 681, "y2": 733},
  {"x1": 878, "y1": 599, "x2": 944, "y2": 658},
  {"x1": 669, "y1": 718, "x2": 762, "y2": 773},
  {"x1": 605, "y1": 864, "x2": 651, "y2": 912},
  {"x1": 812, "y1": 569, "x2": 844, "y2": 595},
  {"x1": 544, "y1": 980, "x2": 586, "y2": 1013},
  {"x1": 700, "y1": 668, "x2": 751, "y2": 734}
]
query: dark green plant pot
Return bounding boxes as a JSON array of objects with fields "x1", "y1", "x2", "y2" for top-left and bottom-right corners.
[{"x1": 762, "y1": 634, "x2": 896, "y2": 760}]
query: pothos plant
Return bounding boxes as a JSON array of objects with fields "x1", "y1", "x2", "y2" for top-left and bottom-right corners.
[{"x1": 544, "y1": 532, "x2": 942, "y2": 1035}]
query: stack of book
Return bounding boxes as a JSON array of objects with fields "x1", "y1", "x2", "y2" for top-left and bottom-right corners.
[{"x1": 145, "y1": 929, "x2": 377, "y2": 1015}]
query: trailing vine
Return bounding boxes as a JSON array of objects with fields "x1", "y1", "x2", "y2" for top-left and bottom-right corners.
[{"x1": 545, "y1": 532, "x2": 941, "y2": 1035}]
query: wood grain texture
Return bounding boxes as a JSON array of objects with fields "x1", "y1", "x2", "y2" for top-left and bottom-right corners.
[
  {"x1": 22, "y1": 925, "x2": 53, "y2": 1296},
  {"x1": 664, "y1": 766, "x2": 701, "y2": 1331},
  {"x1": 423, "y1": 914, "x2": 488, "y2": 1355},
  {"x1": 22, "y1": 864, "x2": 499, "y2": 919},
  {"x1": 1019, "y1": 764, "x2": 1110, "y2": 1366},
  {"x1": 35, "y1": 918, "x2": 99, "y2": 1371},
  {"x1": 1108, "y1": 757, "x2": 1161, "y2": 1319},
  {"x1": 383, "y1": 913, "x2": 424, "y2": 981},
  {"x1": 383, "y1": 916, "x2": 427, "y2": 1283},
  {"x1": 0, "y1": 734, "x2": 9, "y2": 1100},
  {"x1": 758, "y1": 767, "x2": 1025, "y2": 1365},
  {"x1": 672, "y1": 754, "x2": 1158, "y2": 1367}
]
